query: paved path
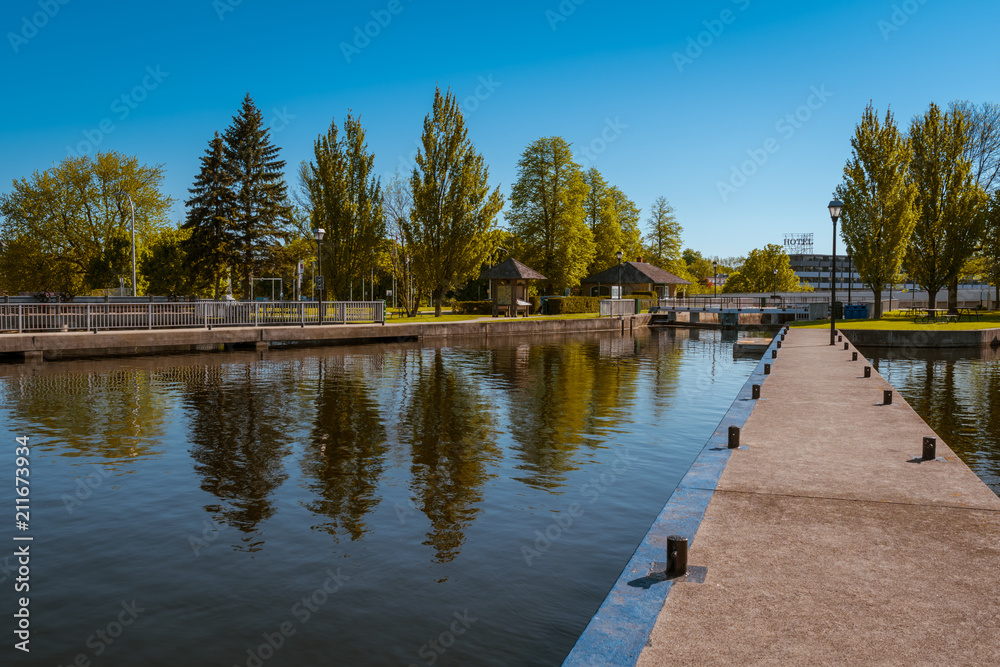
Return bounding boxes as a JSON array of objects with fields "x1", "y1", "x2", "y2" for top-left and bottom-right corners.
[{"x1": 638, "y1": 328, "x2": 1000, "y2": 666}]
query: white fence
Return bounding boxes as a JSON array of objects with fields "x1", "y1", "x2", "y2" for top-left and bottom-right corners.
[
  {"x1": 599, "y1": 299, "x2": 636, "y2": 317},
  {"x1": 0, "y1": 301, "x2": 385, "y2": 334}
]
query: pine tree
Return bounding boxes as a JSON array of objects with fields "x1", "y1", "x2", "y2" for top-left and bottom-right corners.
[
  {"x1": 906, "y1": 102, "x2": 988, "y2": 312},
  {"x1": 506, "y1": 137, "x2": 593, "y2": 293},
  {"x1": 835, "y1": 103, "x2": 917, "y2": 318},
  {"x1": 183, "y1": 132, "x2": 235, "y2": 299},
  {"x1": 223, "y1": 93, "x2": 293, "y2": 297},
  {"x1": 406, "y1": 87, "x2": 504, "y2": 316},
  {"x1": 301, "y1": 113, "x2": 385, "y2": 301},
  {"x1": 644, "y1": 196, "x2": 683, "y2": 273}
]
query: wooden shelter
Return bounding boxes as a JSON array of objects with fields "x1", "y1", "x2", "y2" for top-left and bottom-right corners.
[
  {"x1": 580, "y1": 260, "x2": 690, "y2": 299},
  {"x1": 479, "y1": 258, "x2": 547, "y2": 317}
]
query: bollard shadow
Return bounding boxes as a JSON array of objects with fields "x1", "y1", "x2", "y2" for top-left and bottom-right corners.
[
  {"x1": 629, "y1": 565, "x2": 708, "y2": 589},
  {"x1": 906, "y1": 456, "x2": 946, "y2": 464}
]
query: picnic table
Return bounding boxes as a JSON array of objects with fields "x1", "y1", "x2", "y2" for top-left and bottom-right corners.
[
  {"x1": 914, "y1": 308, "x2": 956, "y2": 323},
  {"x1": 956, "y1": 306, "x2": 982, "y2": 322}
]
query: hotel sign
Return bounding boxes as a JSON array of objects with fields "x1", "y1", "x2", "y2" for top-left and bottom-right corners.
[{"x1": 783, "y1": 233, "x2": 814, "y2": 254}]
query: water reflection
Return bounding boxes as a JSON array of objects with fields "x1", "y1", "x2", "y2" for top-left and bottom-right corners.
[
  {"x1": 864, "y1": 345, "x2": 1000, "y2": 496},
  {"x1": 301, "y1": 357, "x2": 388, "y2": 541},
  {"x1": 399, "y1": 348, "x2": 500, "y2": 562}
]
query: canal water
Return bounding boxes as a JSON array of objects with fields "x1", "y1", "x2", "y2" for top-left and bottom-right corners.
[
  {"x1": 865, "y1": 345, "x2": 1000, "y2": 498},
  {"x1": 0, "y1": 328, "x2": 757, "y2": 667}
]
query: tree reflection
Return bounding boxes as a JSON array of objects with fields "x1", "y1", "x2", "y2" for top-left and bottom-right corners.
[
  {"x1": 184, "y1": 363, "x2": 296, "y2": 550},
  {"x1": 300, "y1": 357, "x2": 388, "y2": 541},
  {"x1": 400, "y1": 349, "x2": 499, "y2": 563}
]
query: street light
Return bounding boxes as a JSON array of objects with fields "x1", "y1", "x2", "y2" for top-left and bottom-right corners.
[
  {"x1": 113, "y1": 191, "x2": 136, "y2": 297},
  {"x1": 616, "y1": 250, "x2": 623, "y2": 300},
  {"x1": 713, "y1": 260, "x2": 718, "y2": 298},
  {"x1": 828, "y1": 199, "x2": 843, "y2": 346},
  {"x1": 314, "y1": 228, "x2": 325, "y2": 323},
  {"x1": 772, "y1": 268, "x2": 778, "y2": 298},
  {"x1": 847, "y1": 252, "x2": 853, "y2": 305}
]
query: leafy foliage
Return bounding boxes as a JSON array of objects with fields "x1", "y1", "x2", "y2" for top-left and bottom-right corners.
[
  {"x1": 507, "y1": 137, "x2": 594, "y2": 294},
  {"x1": 545, "y1": 296, "x2": 602, "y2": 314},
  {"x1": 722, "y1": 244, "x2": 811, "y2": 293},
  {"x1": 406, "y1": 88, "x2": 504, "y2": 316},
  {"x1": 643, "y1": 196, "x2": 683, "y2": 273}
]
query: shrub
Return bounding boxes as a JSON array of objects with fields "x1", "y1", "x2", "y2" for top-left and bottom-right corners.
[
  {"x1": 528, "y1": 295, "x2": 541, "y2": 314},
  {"x1": 546, "y1": 296, "x2": 602, "y2": 314},
  {"x1": 628, "y1": 290, "x2": 658, "y2": 299},
  {"x1": 451, "y1": 300, "x2": 493, "y2": 315}
]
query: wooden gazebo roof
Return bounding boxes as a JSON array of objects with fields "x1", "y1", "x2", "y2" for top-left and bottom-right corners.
[
  {"x1": 581, "y1": 261, "x2": 689, "y2": 285},
  {"x1": 479, "y1": 258, "x2": 547, "y2": 281}
]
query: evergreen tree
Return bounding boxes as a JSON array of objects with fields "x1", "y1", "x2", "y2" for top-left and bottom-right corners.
[
  {"x1": 183, "y1": 132, "x2": 235, "y2": 299},
  {"x1": 906, "y1": 103, "x2": 988, "y2": 311},
  {"x1": 835, "y1": 103, "x2": 917, "y2": 318},
  {"x1": 301, "y1": 113, "x2": 385, "y2": 301},
  {"x1": 406, "y1": 87, "x2": 504, "y2": 316},
  {"x1": 507, "y1": 137, "x2": 593, "y2": 293},
  {"x1": 644, "y1": 196, "x2": 683, "y2": 273},
  {"x1": 223, "y1": 93, "x2": 293, "y2": 298}
]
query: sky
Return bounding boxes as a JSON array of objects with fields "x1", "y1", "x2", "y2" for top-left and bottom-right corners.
[{"x1": 2, "y1": 0, "x2": 998, "y2": 259}]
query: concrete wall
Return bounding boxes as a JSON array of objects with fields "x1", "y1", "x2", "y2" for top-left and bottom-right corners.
[{"x1": 843, "y1": 327, "x2": 1000, "y2": 348}]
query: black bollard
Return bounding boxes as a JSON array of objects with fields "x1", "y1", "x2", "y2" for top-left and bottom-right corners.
[
  {"x1": 764, "y1": 363, "x2": 771, "y2": 375},
  {"x1": 777, "y1": 341, "x2": 782, "y2": 349},
  {"x1": 771, "y1": 349, "x2": 777, "y2": 358},
  {"x1": 666, "y1": 535, "x2": 688, "y2": 577},
  {"x1": 883, "y1": 389, "x2": 893, "y2": 405},
  {"x1": 852, "y1": 351, "x2": 858, "y2": 361},
  {"x1": 752, "y1": 384, "x2": 760, "y2": 399},
  {"x1": 838, "y1": 335, "x2": 842, "y2": 342},
  {"x1": 922, "y1": 437, "x2": 936, "y2": 461},
  {"x1": 864, "y1": 366, "x2": 871, "y2": 378},
  {"x1": 843, "y1": 342, "x2": 849, "y2": 350},
  {"x1": 728, "y1": 426, "x2": 740, "y2": 449}
]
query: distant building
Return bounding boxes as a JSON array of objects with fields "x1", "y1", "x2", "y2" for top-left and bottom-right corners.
[
  {"x1": 580, "y1": 260, "x2": 690, "y2": 298},
  {"x1": 789, "y1": 254, "x2": 988, "y2": 292}
]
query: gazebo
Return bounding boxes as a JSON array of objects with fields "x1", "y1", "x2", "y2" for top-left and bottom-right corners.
[
  {"x1": 580, "y1": 259, "x2": 690, "y2": 299},
  {"x1": 479, "y1": 258, "x2": 547, "y2": 318}
]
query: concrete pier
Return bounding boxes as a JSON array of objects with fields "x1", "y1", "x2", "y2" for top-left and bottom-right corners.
[{"x1": 565, "y1": 328, "x2": 1000, "y2": 666}]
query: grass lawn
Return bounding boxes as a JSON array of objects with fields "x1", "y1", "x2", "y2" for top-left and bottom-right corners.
[
  {"x1": 385, "y1": 310, "x2": 605, "y2": 323},
  {"x1": 791, "y1": 311, "x2": 1000, "y2": 331}
]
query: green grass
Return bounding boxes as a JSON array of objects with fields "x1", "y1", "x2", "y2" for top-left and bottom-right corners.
[
  {"x1": 386, "y1": 310, "x2": 605, "y2": 323},
  {"x1": 791, "y1": 310, "x2": 1000, "y2": 331}
]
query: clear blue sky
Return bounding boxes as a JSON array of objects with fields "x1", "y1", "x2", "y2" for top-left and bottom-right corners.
[{"x1": 2, "y1": 0, "x2": 998, "y2": 258}]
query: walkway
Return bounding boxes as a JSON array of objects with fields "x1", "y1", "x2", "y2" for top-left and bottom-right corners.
[{"x1": 638, "y1": 328, "x2": 1000, "y2": 665}]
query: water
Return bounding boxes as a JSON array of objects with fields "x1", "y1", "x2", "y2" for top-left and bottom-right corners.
[
  {"x1": 864, "y1": 345, "x2": 1000, "y2": 498},
  {"x1": 0, "y1": 328, "x2": 759, "y2": 666}
]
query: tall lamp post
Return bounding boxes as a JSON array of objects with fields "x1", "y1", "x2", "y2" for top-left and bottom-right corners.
[
  {"x1": 314, "y1": 228, "x2": 325, "y2": 324},
  {"x1": 847, "y1": 252, "x2": 853, "y2": 305},
  {"x1": 113, "y1": 191, "x2": 137, "y2": 297},
  {"x1": 713, "y1": 260, "x2": 718, "y2": 298},
  {"x1": 616, "y1": 250, "x2": 623, "y2": 301},
  {"x1": 828, "y1": 199, "x2": 843, "y2": 346},
  {"x1": 772, "y1": 268, "x2": 778, "y2": 298}
]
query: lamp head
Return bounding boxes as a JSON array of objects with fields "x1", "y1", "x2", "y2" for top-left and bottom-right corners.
[
  {"x1": 314, "y1": 228, "x2": 326, "y2": 242},
  {"x1": 616, "y1": 250, "x2": 623, "y2": 261},
  {"x1": 828, "y1": 199, "x2": 843, "y2": 222}
]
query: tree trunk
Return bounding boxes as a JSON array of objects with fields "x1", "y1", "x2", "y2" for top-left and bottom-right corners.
[
  {"x1": 873, "y1": 288, "x2": 882, "y2": 319},
  {"x1": 432, "y1": 287, "x2": 443, "y2": 317},
  {"x1": 947, "y1": 277, "x2": 959, "y2": 314},
  {"x1": 927, "y1": 288, "x2": 938, "y2": 310}
]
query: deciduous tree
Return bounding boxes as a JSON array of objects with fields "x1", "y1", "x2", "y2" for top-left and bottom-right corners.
[
  {"x1": 722, "y1": 244, "x2": 810, "y2": 293},
  {"x1": 507, "y1": 137, "x2": 593, "y2": 293},
  {"x1": 643, "y1": 196, "x2": 683, "y2": 274},
  {"x1": 406, "y1": 88, "x2": 504, "y2": 316},
  {"x1": 835, "y1": 103, "x2": 917, "y2": 318}
]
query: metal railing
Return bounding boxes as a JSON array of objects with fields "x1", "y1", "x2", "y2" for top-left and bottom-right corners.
[
  {"x1": 0, "y1": 300, "x2": 385, "y2": 334},
  {"x1": 599, "y1": 299, "x2": 636, "y2": 317},
  {"x1": 659, "y1": 296, "x2": 827, "y2": 310}
]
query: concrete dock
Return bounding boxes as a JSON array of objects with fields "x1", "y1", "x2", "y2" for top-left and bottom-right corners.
[{"x1": 566, "y1": 328, "x2": 1000, "y2": 666}]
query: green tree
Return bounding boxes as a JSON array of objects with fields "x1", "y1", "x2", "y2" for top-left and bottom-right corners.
[
  {"x1": 835, "y1": 104, "x2": 917, "y2": 318},
  {"x1": 949, "y1": 100, "x2": 1000, "y2": 193},
  {"x1": 906, "y1": 103, "x2": 988, "y2": 311},
  {"x1": 644, "y1": 196, "x2": 683, "y2": 274},
  {"x1": 406, "y1": 87, "x2": 504, "y2": 316},
  {"x1": 141, "y1": 227, "x2": 201, "y2": 296},
  {"x1": 610, "y1": 186, "x2": 643, "y2": 262},
  {"x1": 0, "y1": 151, "x2": 172, "y2": 294},
  {"x1": 301, "y1": 113, "x2": 386, "y2": 301},
  {"x1": 223, "y1": 93, "x2": 293, "y2": 298},
  {"x1": 582, "y1": 169, "x2": 643, "y2": 274},
  {"x1": 383, "y1": 171, "x2": 419, "y2": 315},
  {"x1": 722, "y1": 244, "x2": 810, "y2": 293},
  {"x1": 985, "y1": 190, "x2": 1000, "y2": 307},
  {"x1": 183, "y1": 132, "x2": 235, "y2": 299},
  {"x1": 507, "y1": 136, "x2": 593, "y2": 293}
]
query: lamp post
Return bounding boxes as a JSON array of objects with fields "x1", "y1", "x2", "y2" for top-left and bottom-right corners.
[
  {"x1": 847, "y1": 252, "x2": 853, "y2": 304},
  {"x1": 113, "y1": 191, "x2": 136, "y2": 297},
  {"x1": 772, "y1": 268, "x2": 778, "y2": 298},
  {"x1": 616, "y1": 250, "x2": 623, "y2": 300},
  {"x1": 314, "y1": 228, "x2": 325, "y2": 324},
  {"x1": 828, "y1": 199, "x2": 843, "y2": 345},
  {"x1": 713, "y1": 260, "x2": 718, "y2": 298}
]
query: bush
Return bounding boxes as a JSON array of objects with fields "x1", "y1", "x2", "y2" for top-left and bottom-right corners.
[
  {"x1": 529, "y1": 295, "x2": 541, "y2": 314},
  {"x1": 451, "y1": 300, "x2": 493, "y2": 315},
  {"x1": 628, "y1": 290, "x2": 658, "y2": 300},
  {"x1": 546, "y1": 296, "x2": 602, "y2": 314}
]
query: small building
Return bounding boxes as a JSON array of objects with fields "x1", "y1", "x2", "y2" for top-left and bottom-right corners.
[
  {"x1": 580, "y1": 260, "x2": 690, "y2": 299},
  {"x1": 479, "y1": 258, "x2": 547, "y2": 317}
]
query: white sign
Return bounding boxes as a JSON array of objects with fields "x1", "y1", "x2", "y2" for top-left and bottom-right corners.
[
  {"x1": 611, "y1": 286, "x2": 622, "y2": 299},
  {"x1": 297, "y1": 260, "x2": 305, "y2": 275}
]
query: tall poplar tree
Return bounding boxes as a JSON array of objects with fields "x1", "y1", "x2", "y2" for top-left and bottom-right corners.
[
  {"x1": 506, "y1": 137, "x2": 593, "y2": 293},
  {"x1": 906, "y1": 103, "x2": 988, "y2": 311},
  {"x1": 644, "y1": 196, "x2": 683, "y2": 273},
  {"x1": 583, "y1": 168, "x2": 619, "y2": 274},
  {"x1": 406, "y1": 87, "x2": 504, "y2": 316},
  {"x1": 223, "y1": 93, "x2": 293, "y2": 298},
  {"x1": 610, "y1": 186, "x2": 643, "y2": 262},
  {"x1": 183, "y1": 132, "x2": 235, "y2": 298},
  {"x1": 835, "y1": 104, "x2": 917, "y2": 318},
  {"x1": 301, "y1": 113, "x2": 385, "y2": 301}
]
